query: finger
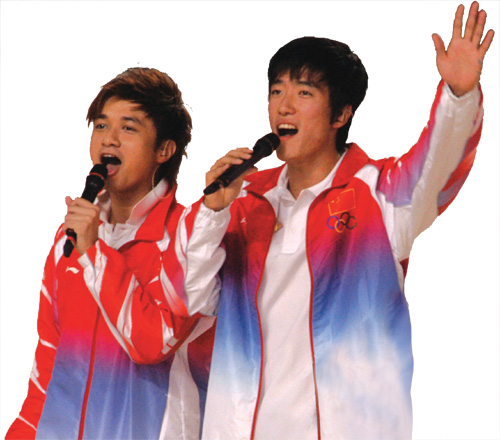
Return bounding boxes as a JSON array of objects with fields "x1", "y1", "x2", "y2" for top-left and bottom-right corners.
[
  {"x1": 209, "y1": 149, "x2": 253, "y2": 171},
  {"x1": 70, "y1": 197, "x2": 100, "y2": 211},
  {"x1": 463, "y1": 1, "x2": 479, "y2": 41},
  {"x1": 66, "y1": 201, "x2": 100, "y2": 219},
  {"x1": 66, "y1": 197, "x2": 86, "y2": 208},
  {"x1": 479, "y1": 29, "x2": 495, "y2": 57},
  {"x1": 209, "y1": 157, "x2": 242, "y2": 173},
  {"x1": 66, "y1": 206, "x2": 98, "y2": 218},
  {"x1": 223, "y1": 148, "x2": 253, "y2": 161},
  {"x1": 452, "y1": 4, "x2": 465, "y2": 40},
  {"x1": 64, "y1": 198, "x2": 99, "y2": 222},
  {"x1": 471, "y1": 9, "x2": 487, "y2": 46},
  {"x1": 208, "y1": 163, "x2": 231, "y2": 179},
  {"x1": 73, "y1": 197, "x2": 97, "y2": 206},
  {"x1": 64, "y1": 214, "x2": 96, "y2": 231},
  {"x1": 432, "y1": 33, "x2": 446, "y2": 58}
]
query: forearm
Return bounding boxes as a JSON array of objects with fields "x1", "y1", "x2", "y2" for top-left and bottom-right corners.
[
  {"x1": 183, "y1": 201, "x2": 231, "y2": 316},
  {"x1": 377, "y1": 81, "x2": 482, "y2": 263},
  {"x1": 408, "y1": 82, "x2": 481, "y2": 232},
  {"x1": 79, "y1": 240, "x2": 200, "y2": 364}
]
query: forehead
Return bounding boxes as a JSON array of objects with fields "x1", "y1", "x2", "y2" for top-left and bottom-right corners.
[
  {"x1": 272, "y1": 69, "x2": 328, "y2": 89},
  {"x1": 97, "y1": 97, "x2": 147, "y2": 118}
]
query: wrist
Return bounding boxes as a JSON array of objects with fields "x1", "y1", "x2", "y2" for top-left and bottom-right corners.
[{"x1": 203, "y1": 196, "x2": 227, "y2": 212}]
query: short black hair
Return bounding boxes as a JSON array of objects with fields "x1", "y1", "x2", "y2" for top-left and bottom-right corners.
[
  {"x1": 87, "y1": 67, "x2": 192, "y2": 188},
  {"x1": 268, "y1": 37, "x2": 368, "y2": 154}
]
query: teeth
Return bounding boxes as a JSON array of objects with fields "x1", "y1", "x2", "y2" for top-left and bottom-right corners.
[
  {"x1": 278, "y1": 123, "x2": 297, "y2": 129},
  {"x1": 278, "y1": 123, "x2": 298, "y2": 137}
]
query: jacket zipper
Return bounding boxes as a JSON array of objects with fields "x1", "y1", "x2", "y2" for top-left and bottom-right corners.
[
  {"x1": 77, "y1": 310, "x2": 101, "y2": 440},
  {"x1": 249, "y1": 201, "x2": 277, "y2": 440},
  {"x1": 248, "y1": 196, "x2": 324, "y2": 439},
  {"x1": 306, "y1": 206, "x2": 321, "y2": 440}
]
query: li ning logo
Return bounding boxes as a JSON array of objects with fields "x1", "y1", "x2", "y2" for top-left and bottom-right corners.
[{"x1": 326, "y1": 188, "x2": 357, "y2": 233}]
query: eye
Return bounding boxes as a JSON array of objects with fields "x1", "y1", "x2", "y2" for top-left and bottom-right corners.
[
  {"x1": 270, "y1": 88, "x2": 282, "y2": 96},
  {"x1": 123, "y1": 125, "x2": 137, "y2": 132},
  {"x1": 94, "y1": 123, "x2": 106, "y2": 130},
  {"x1": 299, "y1": 90, "x2": 312, "y2": 96}
]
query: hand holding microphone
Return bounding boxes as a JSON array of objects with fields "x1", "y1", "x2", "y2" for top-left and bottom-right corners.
[
  {"x1": 63, "y1": 164, "x2": 107, "y2": 258},
  {"x1": 203, "y1": 133, "x2": 279, "y2": 211},
  {"x1": 204, "y1": 133, "x2": 280, "y2": 195}
]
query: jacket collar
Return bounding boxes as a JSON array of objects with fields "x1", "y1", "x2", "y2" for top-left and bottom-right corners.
[
  {"x1": 134, "y1": 186, "x2": 177, "y2": 242},
  {"x1": 97, "y1": 179, "x2": 178, "y2": 243},
  {"x1": 330, "y1": 143, "x2": 370, "y2": 188},
  {"x1": 243, "y1": 143, "x2": 370, "y2": 196}
]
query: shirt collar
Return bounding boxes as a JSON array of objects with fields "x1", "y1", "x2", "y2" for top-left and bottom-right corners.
[{"x1": 276, "y1": 152, "x2": 346, "y2": 200}]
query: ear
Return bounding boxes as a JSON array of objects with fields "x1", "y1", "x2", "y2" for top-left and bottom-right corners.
[
  {"x1": 156, "y1": 140, "x2": 177, "y2": 164},
  {"x1": 332, "y1": 105, "x2": 353, "y2": 129}
]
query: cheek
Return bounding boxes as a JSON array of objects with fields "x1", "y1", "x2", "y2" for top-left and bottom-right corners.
[
  {"x1": 133, "y1": 146, "x2": 158, "y2": 171},
  {"x1": 268, "y1": 102, "x2": 276, "y2": 123},
  {"x1": 89, "y1": 137, "x2": 100, "y2": 161}
]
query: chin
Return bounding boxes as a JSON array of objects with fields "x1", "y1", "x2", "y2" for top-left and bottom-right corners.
[{"x1": 276, "y1": 146, "x2": 289, "y2": 162}]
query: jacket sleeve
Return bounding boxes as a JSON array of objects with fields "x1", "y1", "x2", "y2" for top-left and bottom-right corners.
[
  {"x1": 6, "y1": 245, "x2": 60, "y2": 439},
  {"x1": 373, "y1": 81, "x2": 482, "y2": 266},
  {"x1": 77, "y1": 200, "x2": 221, "y2": 364},
  {"x1": 181, "y1": 200, "x2": 230, "y2": 316}
]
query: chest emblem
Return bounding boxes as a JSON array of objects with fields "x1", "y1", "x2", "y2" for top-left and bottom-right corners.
[{"x1": 326, "y1": 188, "x2": 357, "y2": 233}]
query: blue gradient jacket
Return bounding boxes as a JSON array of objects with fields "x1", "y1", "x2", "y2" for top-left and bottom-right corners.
[
  {"x1": 7, "y1": 186, "x2": 214, "y2": 440},
  {"x1": 197, "y1": 82, "x2": 482, "y2": 439}
]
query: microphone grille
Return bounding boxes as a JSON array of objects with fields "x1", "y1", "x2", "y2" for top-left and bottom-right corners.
[
  {"x1": 90, "y1": 163, "x2": 108, "y2": 180},
  {"x1": 256, "y1": 133, "x2": 280, "y2": 157}
]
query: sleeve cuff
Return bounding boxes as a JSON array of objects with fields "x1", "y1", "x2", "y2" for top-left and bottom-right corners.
[
  {"x1": 443, "y1": 82, "x2": 480, "y2": 102},
  {"x1": 78, "y1": 252, "x2": 92, "y2": 269},
  {"x1": 196, "y1": 201, "x2": 231, "y2": 228}
]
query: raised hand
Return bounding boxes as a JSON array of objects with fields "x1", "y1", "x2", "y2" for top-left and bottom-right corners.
[
  {"x1": 204, "y1": 148, "x2": 255, "y2": 212},
  {"x1": 432, "y1": 1, "x2": 494, "y2": 96}
]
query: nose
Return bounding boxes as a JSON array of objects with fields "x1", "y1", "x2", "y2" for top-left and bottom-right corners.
[
  {"x1": 277, "y1": 92, "x2": 296, "y2": 116},
  {"x1": 102, "y1": 126, "x2": 120, "y2": 147}
]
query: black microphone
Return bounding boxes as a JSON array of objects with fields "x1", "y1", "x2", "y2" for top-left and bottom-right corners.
[
  {"x1": 203, "y1": 133, "x2": 280, "y2": 196},
  {"x1": 63, "y1": 164, "x2": 108, "y2": 258}
]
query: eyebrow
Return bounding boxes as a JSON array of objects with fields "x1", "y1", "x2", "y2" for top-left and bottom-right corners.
[
  {"x1": 270, "y1": 78, "x2": 321, "y2": 89},
  {"x1": 94, "y1": 114, "x2": 143, "y2": 125},
  {"x1": 122, "y1": 116, "x2": 143, "y2": 125}
]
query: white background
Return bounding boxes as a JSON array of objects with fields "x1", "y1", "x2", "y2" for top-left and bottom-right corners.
[{"x1": 1, "y1": 1, "x2": 498, "y2": 439}]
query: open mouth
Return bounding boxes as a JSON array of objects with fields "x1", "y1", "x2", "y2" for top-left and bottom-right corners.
[
  {"x1": 278, "y1": 123, "x2": 298, "y2": 137},
  {"x1": 101, "y1": 154, "x2": 122, "y2": 166}
]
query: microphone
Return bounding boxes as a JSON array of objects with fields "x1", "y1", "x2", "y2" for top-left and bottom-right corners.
[
  {"x1": 203, "y1": 133, "x2": 280, "y2": 196},
  {"x1": 63, "y1": 164, "x2": 108, "y2": 258}
]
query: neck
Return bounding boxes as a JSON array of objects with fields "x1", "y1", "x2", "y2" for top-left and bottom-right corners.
[
  {"x1": 108, "y1": 197, "x2": 133, "y2": 225},
  {"x1": 287, "y1": 151, "x2": 340, "y2": 199},
  {"x1": 108, "y1": 190, "x2": 147, "y2": 225}
]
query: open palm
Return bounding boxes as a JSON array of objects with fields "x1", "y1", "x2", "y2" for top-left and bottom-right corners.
[{"x1": 432, "y1": 2, "x2": 494, "y2": 96}]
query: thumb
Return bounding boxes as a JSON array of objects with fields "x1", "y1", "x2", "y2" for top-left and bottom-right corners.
[
  {"x1": 432, "y1": 33, "x2": 446, "y2": 58},
  {"x1": 65, "y1": 196, "x2": 74, "y2": 206}
]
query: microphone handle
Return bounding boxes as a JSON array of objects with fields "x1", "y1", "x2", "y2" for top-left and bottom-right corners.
[
  {"x1": 63, "y1": 230, "x2": 77, "y2": 257},
  {"x1": 204, "y1": 153, "x2": 262, "y2": 196},
  {"x1": 64, "y1": 167, "x2": 107, "y2": 258},
  {"x1": 63, "y1": 183, "x2": 93, "y2": 257}
]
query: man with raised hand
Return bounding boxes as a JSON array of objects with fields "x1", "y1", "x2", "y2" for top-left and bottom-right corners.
[{"x1": 183, "y1": 2, "x2": 494, "y2": 439}]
